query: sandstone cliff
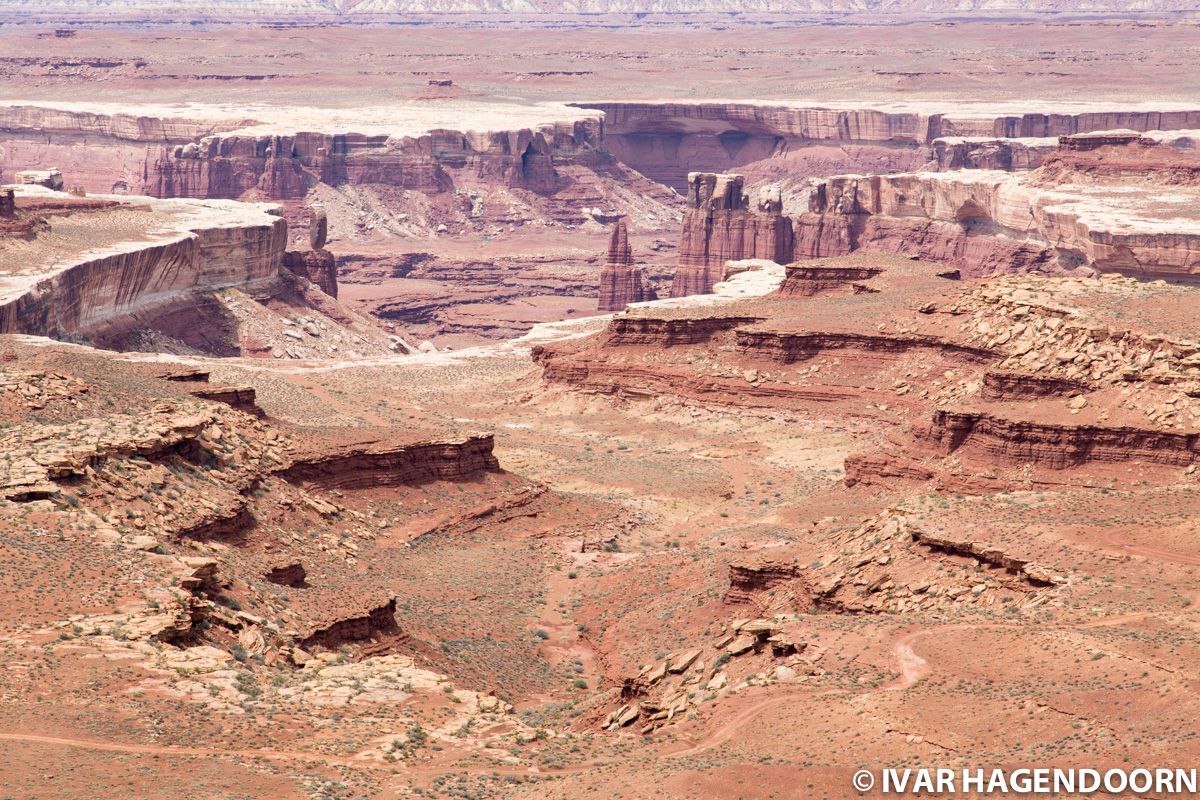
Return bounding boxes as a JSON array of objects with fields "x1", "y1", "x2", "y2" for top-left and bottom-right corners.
[
  {"x1": 671, "y1": 173, "x2": 792, "y2": 298},
  {"x1": 0, "y1": 190, "x2": 287, "y2": 338},
  {"x1": 598, "y1": 220, "x2": 656, "y2": 312},
  {"x1": 0, "y1": 103, "x2": 604, "y2": 202},
  {"x1": 794, "y1": 163, "x2": 1200, "y2": 277},
  {"x1": 576, "y1": 101, "x2": 1200, "y2": 191}
]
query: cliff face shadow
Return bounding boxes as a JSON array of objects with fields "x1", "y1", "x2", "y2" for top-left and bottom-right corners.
[{"x1": 95, "y1": 294, "x2": 243, "y2": 357}]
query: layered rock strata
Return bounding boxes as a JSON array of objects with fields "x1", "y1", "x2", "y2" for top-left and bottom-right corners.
[
  {"x1": 576, "y1": 101, "x2": 1200, "y2": 189},
  {"x1": 597, "y1": 220, "x2": 656, "y2": 312},
  {"x1": 0, "y1": 188, "x2": 287, "y2": 338},
  {"x1": 0, "y1": 102, "x2": 604, "y2": 201},
  {"x1": 672, "y1": 173, "x2": 792, "y2": 297},
  {"x1": 794, "y1": 166, "x2": 1200, "y2": 277},
  {"x1": 279, "y1": 433, "x2": 501, "y2": 491},
  {"x1": 931, "y1": 137, "x2": 1057, "y2": 171}
]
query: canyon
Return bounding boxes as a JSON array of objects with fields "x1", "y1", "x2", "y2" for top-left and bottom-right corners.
[{"x1": 4, "y1": 12, "x2": 1200, "y2": 800}]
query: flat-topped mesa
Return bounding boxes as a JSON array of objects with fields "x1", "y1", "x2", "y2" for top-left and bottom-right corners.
[
  {"x1": 671, "y1": 173, "x2": 793, "y2": 298},
  {"x1": 0, "y1": 188, "x2": 288, "y2": 339},
  {"x1": 575, "y1": 101, "x2": 1200, "y2": 189},
  {"x1": 598, "y1": 220, "x2": 656, "y2": 312},
  {"x1": 0, "y1": 103, "x2": 604, "y2": 202}
]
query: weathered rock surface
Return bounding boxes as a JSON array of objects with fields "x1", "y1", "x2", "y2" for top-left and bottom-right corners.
[
  {"x1": 671, "y1": 173, "x2": 792, "y2": 297},
  {"x1": 598, "y1": 220, "x2": 656, "y2": 312},
  {"x1": 576, "y1": 101, "x2": 1200, "y2": 191},
  {"x1": 279, "y1": 432, "x2": 501, "y2": 491},
  {"x1": 795, "y1": 162, "x2": 1200, "y2": 277},
  {"x1": 0, "y1": 187, "x2": 286, "y2": 338}
]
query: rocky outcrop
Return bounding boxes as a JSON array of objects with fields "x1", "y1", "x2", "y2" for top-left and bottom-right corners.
[
  {"x1": 1033, "y1": 129, "x2": 1200, "y2": 186},
  {"x1": 807, "y1": 510, "x2": 1061, "y2": 615},
  {"x1": 671, "y1": 173, "x2": 793, "y2": 297},
  {"x1": 0, "y1": 404, "x2": 217, "y2": 501},
  {"x1": 307, "y1": 204, "x2": 328, "y2": 249},
  {"x1": 910, "y1": 528, "x2": 1065, "y2": 586},
  {"x1": 980, "y1": 370, "x2": 1090, "y2": 401},
  {"x1": 187, "y1": 385, "x2": 264, "y2": 417},
  {"x1": 163, "y1": 368, "x2": 266, "y2": 416},
  {"x1": 266, "y1": 562, "x2": 307, "y2": 588},
  {"x1": 14, "y1": 167, "x2": 64, "y2": 190},
  {"x1": 598, "y1": 220, "x2": 656, "y2": 312},
  {"x1": 602, "y1": 315, "x2": 765, "y2": 347},
  {"x1": 0, "y1": 192, "x2": 287, "y2": 339},
  {"x1": 282, "y1": 248, "x2": 338, "y2": 298},
  {"x1": 283, "y1": 211, "x2": 338, "y2": 299},
  {"x1": 777, "y1": 263, "x2": 883, "y2": 297},
  {"x1": 734, "y1": 330, "x2": 994, "y2": 365},
  {"x1": 931, "y1": 137, "x2": 1056, "y2": 171},
  {"x1": 298, "y1": 597, "x2": 402, "y2": 652},
  {"x1": 922, "y1": 409, "x2": 1200, "y2": 468},
  {"x1": 842, "y1": 452, "x2": 936, "y2": 487},
  {"x1": 279, "y1": 433, "x2": 501, "y2": 491},
  {"x1": 794, "y1": 168, "x2": 1200, "y2": 277},
  {"x1": 724, "y1": 559, "x2": 810, "y2": 607}
]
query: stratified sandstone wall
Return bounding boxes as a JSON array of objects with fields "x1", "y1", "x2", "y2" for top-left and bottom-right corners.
[
  {"x1": 577, "y1": 102, "x2": 1200, "y2": 190},
  {"x1": 0, "y1": 196, "x2": 287, "y2": 338},
  {"x1": 938, "y1": 110, "x2": 1200, "y2": 139},
  {"x1": 922, "y1": 410, "x2": 1200, "y2": 469},
  {"x1": 578, "y1": 102, "x2": 929, "y2": 190},
  {"x1": 931, "y1": 137, "x2": 1057, "y2": 171},
  {"x1": 794, "y1": 168, "x2": 1200, "y2": 277},
  {"x1": 0, "y1": 104, "x2": 605, "y2": 203},
  {"x1": 279, "y1": 434, "x2": 501, "y2": 491},
  {"x1": 671, "y1": 173, "x2": 792, "y2": 297}
]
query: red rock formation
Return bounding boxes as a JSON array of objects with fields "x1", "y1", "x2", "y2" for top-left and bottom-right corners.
[
  {"x1": 734, "y1": 330, "x2": 995, "y2": 365},
  {"x1": 671, "y1": 173, "x2": 794, "y2": 298},
  {"x1": 0, "y1": 105, "x2": 605, "y2": 207},
  {"x1": 0, "y1": 198, "x2": 287, "y2": 338},
  {"x1": 598, "y1": 220, "x2": 656, "y2": 312},
  {"x1": 842, "y1": 452, "x2": 936, "y2": 487},
  {"x1": 265, "y1": 562, "x2": 307, "y2": 588},
  {"x1": 282, "y1": 205, "x2": 338, "y2": 298},
  {"x1": 931, "y1": 137, "x2": 1055, "y2": 171},
  {"x1": 922, "y1": 410, "x2": 1200, "y2": 468},
  {"x1": 151, "y1": 123, "x2": 602, "y2": 200},
  {"x1": 777, "y1": 263, "x2": 884, "y2": 297},
  {"x1": 299, "y1": 596, "x2": 402, "y2": 652},
  {"x1": 724, "y1": 558, "x2": 811, "y2": 607},
  {"x1": 279, "y1": 433, "x2": 501, "y2": 491},
  {"x1": 602, "y1": 315, "x2": 765, "y2": 347},
  {"x1": 980, "y1": 370, "x2": 1090, "y2": 401},
  {"x1": 188, "y1": 385, "x2": 264, "y2": 417},
  {"x1": 283, "y1": 249, "x2": 338, "y2": 298},
  {"x1": 1033, "y1": 131, "x2": 1200, "y2": 186},
  {"x1": 308, "y1": 205, "x2": 328, "y2": 249}
]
